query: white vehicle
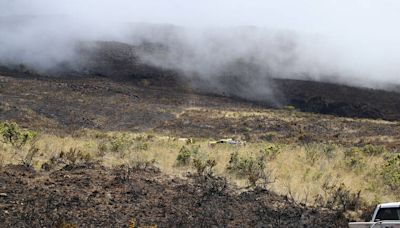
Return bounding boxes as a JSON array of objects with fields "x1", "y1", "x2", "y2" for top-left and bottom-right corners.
[{"x1": 349, "y1": 202, "x2": 400, "y2": 228}]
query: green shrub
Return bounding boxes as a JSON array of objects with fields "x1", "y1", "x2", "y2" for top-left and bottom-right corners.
[
  {"x1": 192, "y1": 158, "x2": 216, "y2": 176},
  {"x1": 110, "y1": 134, "x2": 131, "y2": 152},
  {"x1": 62, "y1": 148, "x2": 92, "y2": 165},
  {"x1": 362, "y1": 144, "x2": 387, "y2": 156},
  {"x1": 347, "y1": 157, "x2": 364, "y2": 169},
  {"x1": 226, "y1": 151, "x2": 272, "y2": 187},
  {"x1": 320, "y1": 181, "x2": 362, "y2": 212},
  {"x1": 344, "y1": 147, "x2": 364, "y2": 170},
  {"x1": 382, "y1": 154, "x2": 400, "y2": 190},
  {"x1": 344, "y1": 147, "x2": 362, "y2": 158},
  {"x1": 0, "y1": 121, "x2": 39, "y2": 167},
  {"x1": 46, "y1": 148, "x2": 93, "y2": 170},
  {"x1": 108, "y1": 134, "x2": 149, "y2": 153},
  {"x1": 176, "y1": 145, "x2": 200, "y2": 166},
  {"x1": 0, "y1": 121, "x2": 37, "y2": 149},
  {"x1": 226, "y1": 151, "x2": 240, "y2": 171}
]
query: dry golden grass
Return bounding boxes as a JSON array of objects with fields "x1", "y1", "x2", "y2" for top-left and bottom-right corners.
[{"x1": 1, "y1": 128, "x2": 398, "y2": 206}]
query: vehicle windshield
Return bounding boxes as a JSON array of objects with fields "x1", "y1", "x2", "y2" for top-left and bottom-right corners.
[{"x1": 375, "y1": 208, "x2": 400, "y2": 220}]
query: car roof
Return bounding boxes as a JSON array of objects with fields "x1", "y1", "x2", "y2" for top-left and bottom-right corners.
[{"x1": 379, "y1": 202, "x2": 400, "y2": 208}]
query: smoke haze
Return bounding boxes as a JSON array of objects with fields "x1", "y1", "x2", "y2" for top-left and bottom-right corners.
[{"x1": 1, "y1": 0, "x2": 400, "y2": 99}]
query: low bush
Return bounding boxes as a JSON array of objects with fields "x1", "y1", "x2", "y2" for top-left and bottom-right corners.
[
  {"x1": 344, "y1": 147, "x2": 365, "y2": 170},
  {"x1": 0, "y1": 121, "x2": 39, "y2": 167},
  {"x1": 0, "y1": 121, "x2": 37, "y2": 149},
  {"x1": 62, "y1": 148, "x2": 92, "y2": 165},
  {"x1": 103, "y1": 134, "x2": 149, "y2": 155},
  {"x1": 226, "y1": 151, "x2": 272, "y2": 188},
  {"x1": 192, "y1": 158, "x2": 216, "y2": 176},
  {"x1": 362, "y1": 144, "x2": 387, "y2": 156},
  {"x1": 381, "y1": 154, "x2": 400, "y2": 190},
  {"x1": 318, "y1": 181, "x2": 362, "y2": 212},
  {"x1": 44, "y1": 148, "x2": 93, "y2": 170},
  {"x1": 176, "y1": 145, "x2": 200, "y2": 166},
  {"x1": 110, "y1": 134, "x2": 132, "y2": 152}
]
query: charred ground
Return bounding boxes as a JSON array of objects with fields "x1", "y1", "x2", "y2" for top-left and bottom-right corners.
[
  {"x1": 1, "y1": 66, "x2": 400, "y2": 148},
  {"x1": 0, "y1": 163, "x2": 346, "y2": 227}
]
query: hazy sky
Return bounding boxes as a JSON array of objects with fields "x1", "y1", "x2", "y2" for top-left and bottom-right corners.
[
  {"x1": 1, "y1": 0, "x2": 400, "y2": 87},
  {"x1": 4, "y1": 0, "x2": 399, "y2": 32}
]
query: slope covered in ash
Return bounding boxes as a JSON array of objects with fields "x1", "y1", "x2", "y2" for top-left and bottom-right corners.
[
  {"x1": 1, "y1": 69, "x2": 400, "y2": 149},
  {"x1": 275, "y1": 79, "x2": 400, "y2": 120},
  {"x1": 73, "y1": 41, "x2": 400, "y2": 121},
  {"x1": 2, "y1": 40, "x2": 400, "y2": 121}
]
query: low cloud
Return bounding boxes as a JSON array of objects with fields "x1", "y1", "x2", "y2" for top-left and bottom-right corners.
[{"x1": 1, "y1": 0, "x2": 400, "y2": 101}]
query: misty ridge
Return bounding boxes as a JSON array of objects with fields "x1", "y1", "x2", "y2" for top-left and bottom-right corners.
[
  {"x1": 0, "y1": 17, "x2": 300, "y2": 103},
  {"x1": 1, "y1": 0, "x2": 400, "y2": 103}
]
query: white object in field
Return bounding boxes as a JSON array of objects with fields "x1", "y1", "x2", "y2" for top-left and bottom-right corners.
[
  {"x1": 349, "y1": 202, "x2": 400, "y2": 228},
  {"x1": 208, "y1": 138, "x2": 246, "y2": 147}
]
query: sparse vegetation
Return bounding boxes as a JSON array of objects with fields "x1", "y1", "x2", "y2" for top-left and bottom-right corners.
[
  {"x1": 1, "y1": 71, "x2": 400, "y2": 226},
  {"x1": 0, "y1": 125, "x2": 398, "y2": 209}
]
